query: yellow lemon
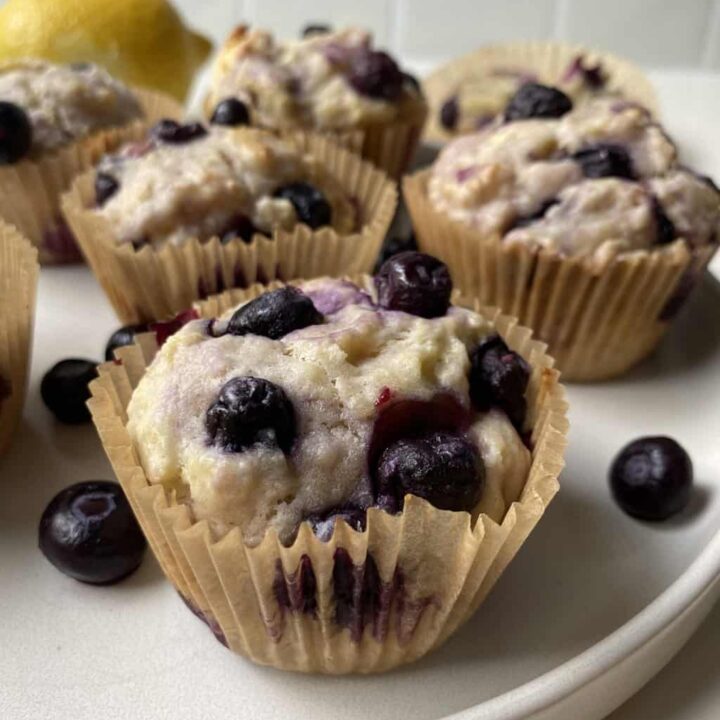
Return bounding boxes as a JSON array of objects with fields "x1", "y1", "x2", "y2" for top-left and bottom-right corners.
[{"x1": 0, "y1": 0, "x2": 212, "y2": 101}]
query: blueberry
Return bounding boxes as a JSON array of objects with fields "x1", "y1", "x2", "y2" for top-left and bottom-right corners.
[
  {"x1": 105, "y1": 323, "x2": 148, "y2": 361},
  {"x1": 439, "y1": 96, "x2": 459, "y2": 131},
  {"x1": 652, "y1": 197, "x2": 676, "y2": 246},
  {"x1": 509, "y1": 199, "x2": 559, "y2": 230},
  {"x1": 210, "y1": 98, "x2": 250, "y2": 127},
  {"x1": 348, "y1": 50, "x2": 404, "y2": 101},
  {"x1": 95, "y1": 172, "x2": 120, "y2": 206},
  {"x1": 151, "y1": 119, "x2": 207, "y2": 144},
  {"x1": 374, "y1": 233, "x2": 418, "y2": 273},
  {"x1": 610, "y1": 436, "x2": 693, "y2": 521},
  {"x1": 376, "y1": 431, "x2": 484, "y2": 512},
  {"x1": 227, "y1": 286, "x2": 323, "y2": 339},
  {"x1": 505, "y1": 83, "x2": 572, "y2": 122},
  {"x1": 273, "y1": 182, "x2": 332, "y2": 229},
  {"x1": 206, "y1": 376, "x2": 296, "y2": 454},
  {"x1": 572, "y1": 144, "x2": 635, "y2": 180},
  {"x1": 41, "y1": 359, "x2": 97, "y2": 424},
  {"x1": 220, "y1": 215, "x2": 258, "y2": 244},
  {"x1": 38, "y1": 480, "x2": 146, "y2": 584},
  {"x1": 374, "y1": 251, "x2": 452, "y2": 319},
  {"x1": 0, "y1": 101, "x2": 32, "y2": 164},
  {"x1": 302, "y1": 23, "x2": 332, "y2": 37},
  {"x1": 469, "y1": 335, "x2": 530, "y2": 430}
]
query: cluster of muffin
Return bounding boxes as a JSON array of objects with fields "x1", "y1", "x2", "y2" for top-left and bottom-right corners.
[{"x1": 0, "y1": 25, "x2": 715, "y2": 676}]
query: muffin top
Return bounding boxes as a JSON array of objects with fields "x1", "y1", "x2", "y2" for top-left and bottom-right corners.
[
  {"x1": 429, "y1": 87, "x2": 720, "y2": 262},
  {"x1": 94, "y1": 123, "x2": 356, "y2": 248},
  {"x1": 206, "y1": 26, "x2": 426, "y2": 131},
  {"x1": 436, "y1": 52, "x2": 643, "y2": 137},
  {"x1": 127, "y1": 254, "x2": 532, "y2": 546},
  {"x1": 0, "y1": 60, "x2": 143, "y2": 161}
]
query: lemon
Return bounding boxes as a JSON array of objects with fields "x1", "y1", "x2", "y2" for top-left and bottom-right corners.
[{"x1": 0, "y1": 0, "x2": 212, "y2": 101}]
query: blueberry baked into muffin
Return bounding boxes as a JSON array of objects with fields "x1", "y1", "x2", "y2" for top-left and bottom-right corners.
[
  {"x1": 62, "y1": 120, "x2": 397, "y2": 324},
  {"x1": 423, "y1": 41, "x2": 658, "y2": 143},
  {"x1": 0, "y1": 220, "x2": 38, "y2": 455},
  {"x1": 89, "y1": 252, "x2": 568, "y2": 673},
  {"x1": 0, "y1": 60, "x2": 181, "y2": 264},
  {"x1": 404, "y1": 83, "x2": 720, "y2": 381},
  {"x1": 205, "y1": 26, "x2": 428, "y2": 177}
]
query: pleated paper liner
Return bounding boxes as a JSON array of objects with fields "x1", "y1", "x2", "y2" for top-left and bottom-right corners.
[
  {"x1": 87, "y1": 275, "x2": 568, "y2": 674},
  {"x1": 0, "y1": 87, "x2": 183, "y2": 266},
  {"x1": 403, "y1": 170, "x2": 718, "y2": 382},
  {"x1": 0, "y1": 222, "x2": 39, "y2": 455},
  {"x1": 423, "y1": 40, "x2": 659, "y2": 144},
  {"x1": 62, "y1": 134, "x2": 398, "y2": 325}
]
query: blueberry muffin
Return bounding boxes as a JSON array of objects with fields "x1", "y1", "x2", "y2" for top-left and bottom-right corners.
[
  {"x1": 405, "y1": 85, "x2": 720, "y2": 380},
  {"x1": 89, "y1": 253, "x2": 568, "y2": 673},
  {"x1": 127, "y1": 261, "x2": 531, "y2": 545},
  {"x1": 94, "y1": 123, "x2": 355, "y2": 248},
  {"x1": 424, "y1": 41, "x2": 658, "y2": 144},
  {"x1": 205, "y1": 26, "x2": 428, "y2": 177},
  {"x1": 0, "y1": 60, "x2": 181, "y2": 264},
  {"x1": 0, "y1": 221, "x2": 38, "y2": 455},
  {"x1": 62, "y1": 122, "x2": 397, "y2": 323}
]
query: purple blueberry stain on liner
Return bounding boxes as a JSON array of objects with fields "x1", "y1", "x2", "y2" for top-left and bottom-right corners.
[
  {"x1": 273, "y1": 555, "x2": 318, "y2": 616},
  {"x1": 178, "y1": 594, "x2": 229, "y2": 648}
]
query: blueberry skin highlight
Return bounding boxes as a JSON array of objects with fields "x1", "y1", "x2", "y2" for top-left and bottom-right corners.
[{"x1": 39, "y1": 481, "x2": 146, "y2": 585}]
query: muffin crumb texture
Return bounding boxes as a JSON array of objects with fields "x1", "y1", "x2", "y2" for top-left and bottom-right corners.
[
  {"x1": 208, "y1": 27, "x2": 426, "y2": 131},
  {"x1": 127, "y1": 278, "x2": 530, "y2": 546},
  {"x1": 0, "y1": 60, "x2": 143, "y2": 156},
  {"x1": 95, "y1": 126, "x2": 355, "y2": 247},
  {"x1": 429, "y1": 95, "x2": 720, "y2": 262}
]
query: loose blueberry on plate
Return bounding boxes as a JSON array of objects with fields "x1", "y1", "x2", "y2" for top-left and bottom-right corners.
[
  {"x1": 302, "y1": 23, "x2": 332, "y2": 37},
  {"x1": 609, "y1": 436, "x2": 693, "y2": 521},
  {"x1": 210, "y1": 98, "x2": 250, "y2": 127},
  {"x1": 440, "y1": 96, "x2": 459, "y2": 131},
  {"x1": 40, "y1": 358, "x2": 97, "y2": 424},
  {"x1": 38, "y1": 480, "x2": 146, "y2": 584},
  {"x1": 206, "y1": 376, "x2": 296, "y2": 453},
  {"x1": 95, "y1": 172, "x2": 120, "y2": 206},
  {"x1": 105, "y1": 323, "x2": 149, "y2": 361},
  {"x1": 227, "y1": 286, "x2": 323, "y2": 339},
  {"x1": 572, "y1": 143, "x2": 635, "y2": 180},
  {"x1": 348, "y1": 50, "x2": 404, "y2": 101},
  {"x1": 0, "y1": 101, "x2": 33, "y2": 165},
  {"x1": 273, "y1": 182, "x2": 332, "y2": 229},
  {"x1": 374, "y1": 251, "x2": 452, "y2": 318},
  {"x1": 469, "y1": 335, "x2": 530, "y2": 430},
  {"x1": 376, "y1": 431, "x2": 484, "y2": 512},
  {"x1": 374, "y1": 233, "x2": 418, "y2": 272},
  {"x1": 504, "y1": 82, "x2": 572, "y2": 122},
  {"x1": 151, "y1": 119, "x2": 207, "y2": 144}
]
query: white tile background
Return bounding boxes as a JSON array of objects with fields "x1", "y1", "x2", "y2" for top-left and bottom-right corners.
[{"x1": 173, "y1": 0, "x2": 720, "y2": 69}]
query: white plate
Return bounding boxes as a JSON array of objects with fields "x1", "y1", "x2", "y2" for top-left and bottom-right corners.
[{"x1": 2, "y1": 71, "x2": 720, "y2": 720}]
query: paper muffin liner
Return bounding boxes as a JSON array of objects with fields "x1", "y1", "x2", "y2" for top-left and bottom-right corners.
[
  {"x1": 403, "y1": 170, "x2": 718, "y2": 381},
  {"x1": 309, "y1": 113, "x2": 428, "y2": 179},
  {"x1": 0, "y1": 222, "x2": 39, "y2": 455},
  {"x1": 62, "y1": 134, "x2": 398, "y2": 325},
  {"x1": 0, "y1": 87, "x2": 183, "y2": 266},
  {"x1": 87, "y1": 275, "x2": 568, "y2": 674},
  {"x1": 423, "y1": 40, "x2": 659, "y2": 144}
]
